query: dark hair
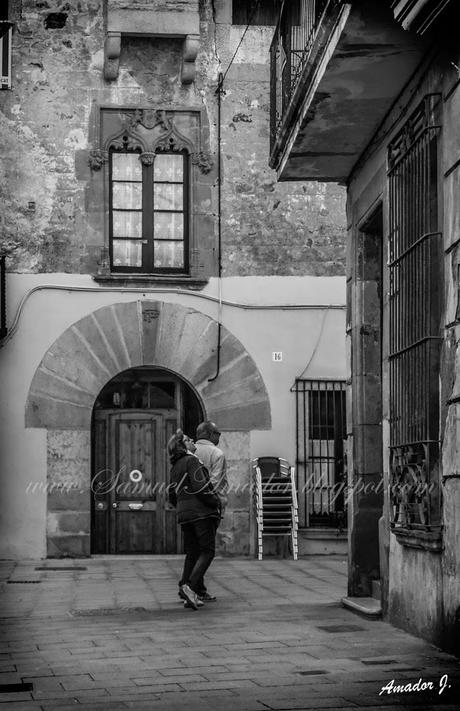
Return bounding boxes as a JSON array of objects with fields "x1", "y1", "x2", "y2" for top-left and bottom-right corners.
[{"x1": 167, "y1": 429, "x2": 187, "y2": 463}]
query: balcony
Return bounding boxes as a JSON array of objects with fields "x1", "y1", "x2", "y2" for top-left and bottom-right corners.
[
  {"x1": 0, "y1": 256, "x2": 6, "y2": 339},
  {"x1": 269, "y1": 0, "x2": 430, "y2": 182}
]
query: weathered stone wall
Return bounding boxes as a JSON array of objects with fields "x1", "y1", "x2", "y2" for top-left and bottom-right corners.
[
  {"x1": 205, "y1": 9, "x2": 347, "y2": 276},
  {"x1": 47, "y1": 430, "x2": 91, "y2": 557},
  {"x1": 109, "y1": 0, "x2": 198, "y2": 9},
  {"x1": 1, "y1": 0, "x2": 104, "y2": 272},
  {"x1": 1, "y1": 0, "x2": 346, "y2": 276}
]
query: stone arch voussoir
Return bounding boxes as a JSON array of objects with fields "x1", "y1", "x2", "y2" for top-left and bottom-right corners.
[{"x1": 25, "y1": 300, "x2": 271, "y2": 431}]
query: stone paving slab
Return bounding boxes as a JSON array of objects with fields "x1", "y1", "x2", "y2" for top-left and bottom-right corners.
[{"x1": 0, "y1": 556, "x2": 458, "y2": 710}]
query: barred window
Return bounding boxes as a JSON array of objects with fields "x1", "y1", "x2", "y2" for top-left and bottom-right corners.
[
  {"x1": 295, "y1": 380, "x2": 346, "y2": 529},
  {"x1": 388, "y1": 94, "x2": 443, "y2": 547}
]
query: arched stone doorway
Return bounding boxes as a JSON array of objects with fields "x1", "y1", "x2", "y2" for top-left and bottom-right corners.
[
  {"x1": 92, "y1": 366, "x2": 204, "y2": 555},
  {"x1": 25, "y1": 300, "x2": 271, "y2": 557}
]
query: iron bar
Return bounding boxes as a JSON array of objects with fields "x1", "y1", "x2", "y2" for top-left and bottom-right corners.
[
  {"x1": 270, "y1": 0, "x2": 328, "y2": 150},
  {"x1": 295, "y1": 379, "x2": 346, "y2": 528},
  {"x1": 388, "y1": 94, "x2": 442, "y2": 531}
]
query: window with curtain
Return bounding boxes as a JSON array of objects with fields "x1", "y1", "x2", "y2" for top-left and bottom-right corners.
[{"x1": 109, "y1": 150, "x2": 188, "y2": 273}]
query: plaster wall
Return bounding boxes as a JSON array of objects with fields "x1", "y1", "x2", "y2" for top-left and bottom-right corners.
[{"x1": 0, "y1": 273, "x2": 346, "y2": 559}]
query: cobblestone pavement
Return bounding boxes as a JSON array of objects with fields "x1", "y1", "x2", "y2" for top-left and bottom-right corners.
[{"x1": 0, "y1": 555, "x2": 458, "y2": 711}]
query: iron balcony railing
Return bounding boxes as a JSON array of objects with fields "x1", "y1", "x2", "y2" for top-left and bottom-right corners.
[
  {"x1": 270, "y1": 0, "x2": 328, "y2": 153},
  {"x1": 0, "y1": 256, "x2": 6, "y2": 339}
]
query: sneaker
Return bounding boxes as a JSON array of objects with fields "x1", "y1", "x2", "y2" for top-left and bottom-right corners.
[
  {"x1": 184, "y1": 599, "x2": 204, "y2": 608},
  {"x1": 179, "y1": 583, "x2": 200, "y2": 610},
  {"x1": 179, "y1": 585, "x2": 204, "y2": 606},
  {"x1": 197, "y1": 592, "x2": 217, "y2": 602}
]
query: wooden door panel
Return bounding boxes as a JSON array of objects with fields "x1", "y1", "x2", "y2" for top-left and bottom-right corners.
[
  {"x1": 116, "y1": 511, "x2": 157, "y2": 554},
  {"x1": 111, "y1": 414, "x2": 158, "y2": 554},
  {"x1": 92, "y1": 415, "x2": 108, "y2": 554},
  {"x1": 114, "y1": 417, "x2": 156, "y2": 502},
  {"x1": 93, "y1": 410, "x2": 178, "y2": 554}
]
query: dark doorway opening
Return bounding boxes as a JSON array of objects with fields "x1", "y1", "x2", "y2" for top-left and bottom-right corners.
[{"x1": 349, "y1": 203, "x2": 384, "y2": 596}]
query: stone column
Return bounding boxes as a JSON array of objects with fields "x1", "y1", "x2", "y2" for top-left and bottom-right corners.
[{"x1": 348, "y1": 210, "x2": 384, "y2": 597}]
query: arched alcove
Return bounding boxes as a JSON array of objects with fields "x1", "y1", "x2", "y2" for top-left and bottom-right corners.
[{"x1": 24, "y1": 300, "x2": 270, "y2": 557}]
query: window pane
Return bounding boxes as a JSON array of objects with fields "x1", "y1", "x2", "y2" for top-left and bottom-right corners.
[
  {"x1": 112, "y1": 210, "x2": 142, "y2": 237},
  {"x1": 154, "y1": 183, "x2": 183, "y2": 211},
  {"x1": 149, "y1": 384, "x2": 175, "y2": 409},
  {"x1": 113, "y1": 239, "x2": 143, "y2": 268},
  {"x1": 154, "y1": 212, "x2": 184, "y2": 240},
  {"x1": 112, "y1": 182, "x2": 142, "y2": 209},
  {"x1": 112, "y1": 153, "x2": 142, "y2": 181},
  {"x1": 154, "y1": 154, "x2": 183, "y2": 182},
  {"x1": 154, "y1": 240, "x2": 184, "y2": 268}
]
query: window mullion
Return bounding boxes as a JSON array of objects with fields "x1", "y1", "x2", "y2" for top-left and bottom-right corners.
[
  {"x1": 183, "y1": 153, "x2": 190, "y2": 272},
  {"x1": 143, "y1": 160, "x2": 154, "y2": 271}
]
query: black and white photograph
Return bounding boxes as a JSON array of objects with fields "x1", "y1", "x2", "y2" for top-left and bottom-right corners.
[{"x1": 0, "y1": 1, "x2": 459, "y2": 709}]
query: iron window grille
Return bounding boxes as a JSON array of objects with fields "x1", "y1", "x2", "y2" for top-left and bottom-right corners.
[
  {"x1": 387, "y1": 93, "x2": 443, "y2": 547},
  {"x1": 109, "y1": 148, "x2": 189, "y2": 274},
  {"x1": 295, "y1": 379, "x2": 346, "y2": 529}
]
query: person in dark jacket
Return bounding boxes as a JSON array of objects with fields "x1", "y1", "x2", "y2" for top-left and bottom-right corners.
[{"x1": 167, "y1": 429, "x2": 221, "y2": 610}]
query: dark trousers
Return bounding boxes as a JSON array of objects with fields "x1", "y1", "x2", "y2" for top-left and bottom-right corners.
[{"x1": 180, "y1": 517, "x2": 218, "y2": 595}]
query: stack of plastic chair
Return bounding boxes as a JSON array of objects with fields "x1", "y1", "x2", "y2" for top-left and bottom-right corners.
[{"x1": 252, "y1": 457, "x2": 298, "y2": 560}]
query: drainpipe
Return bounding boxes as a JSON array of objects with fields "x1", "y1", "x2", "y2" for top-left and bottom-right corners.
[{"x1": 208, "y1": 71, "x2": 224, "y2": 382}]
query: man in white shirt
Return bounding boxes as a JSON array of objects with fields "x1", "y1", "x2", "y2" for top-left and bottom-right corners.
[
  {"x1": 194, "y1": 421, "x2": 228, "y2": 517},
  {"x1": 189, "y1": 421, "x2": 228, "y2": 602}
]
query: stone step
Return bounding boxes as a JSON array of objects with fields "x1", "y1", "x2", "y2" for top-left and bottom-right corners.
[
  {"x1": 298, "y1": 527, "x2": 347, "y2": 555},
  {"x1": 341, "y1": 595, "x2": 382, "y2": 618}
]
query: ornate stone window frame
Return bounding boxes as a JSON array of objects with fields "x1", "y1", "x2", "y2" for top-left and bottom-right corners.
[{"x1": 89, "y1": 106, "x2": 214, "y2": 285}]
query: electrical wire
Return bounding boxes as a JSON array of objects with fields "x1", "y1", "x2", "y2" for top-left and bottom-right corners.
[
  {"x1": 209, "y1": 1, "x2": 261, "y2": 380},
  {"x1": 218, "y1": 0, "x2": 262, "y2": 88},
  {"x1": 0, "y1": 282, "x2": 345, "y2": 349},
  {"x1": 290, "y1": 306, "x2": 332, "y2": 391}
]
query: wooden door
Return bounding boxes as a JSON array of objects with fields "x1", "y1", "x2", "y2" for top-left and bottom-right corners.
[{"x1": 92, "y1": 410, "x2": 179, "y2": 554}]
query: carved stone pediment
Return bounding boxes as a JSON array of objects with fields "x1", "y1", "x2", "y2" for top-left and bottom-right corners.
[
  {"x1": 103, "y1": 2, "x2": 200, "y2": 84},
  {"x1": 123, "y1": 109, "x2": 174, "y2": 133},
  {"x1": 106, "y1": 128, "x2": 146, "y2": 154},
  {"x1": 91, "y1": 108, "x2": 200, "y2": 169},
  {"x1": 154, "y1": 125, "x2": 193, "y2": 154}
]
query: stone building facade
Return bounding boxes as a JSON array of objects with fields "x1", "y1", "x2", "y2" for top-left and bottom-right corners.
[
  {"x1": 269, "y1": 0, "x2": 460, "y2": 653},
  {"x1": 0, "y1": 1, "x2": 346, "y2": 559}
]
